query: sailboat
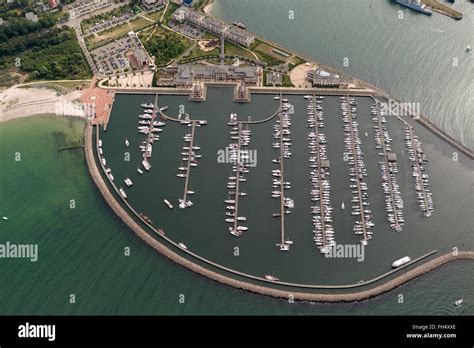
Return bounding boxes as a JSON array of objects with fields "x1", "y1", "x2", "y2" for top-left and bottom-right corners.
[
  {"x1": 125, "y1": 139, "x2": 129, "y2": 147},
  {"x1": 364, "y1": 132, "x2": 368, "y2": 138},
  {"x1": 341, "y1": 201, "x2": 345, "y2": 210}
]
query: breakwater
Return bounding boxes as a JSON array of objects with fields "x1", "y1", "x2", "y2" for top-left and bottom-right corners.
[{"x1": 84, "y1": 122, "x2": 474, "y2": 301}]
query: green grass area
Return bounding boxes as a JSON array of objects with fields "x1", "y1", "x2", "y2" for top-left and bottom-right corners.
[
  {"x1": 282, "y1": 74, "x2": 294, "y2": 87},
  {"x1": 162, "y1": 2, "x2": 180, "y2": 26},
  {"x1": 291, "y1": 56, "x2": 306, "y2": 66},
  {"x1": 183, "y1": 43, "x2": 218, "y2": 60},
  {"x1": 85, "y1": 15, "x2": 156, "y2": 51},
  {"x1": 143, "y1": 27, "x2": 192, "y2": 66},
  {"x1": 255, "y1": 49, "x2": 284, "y2": 66},
  {"x1": 224, "y1": 42, "x2": 256, "y2": 61}
]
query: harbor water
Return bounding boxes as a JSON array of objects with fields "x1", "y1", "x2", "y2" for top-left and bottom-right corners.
[{"x1": 1, "y1": 0, "x2": 473, "y2": 314}]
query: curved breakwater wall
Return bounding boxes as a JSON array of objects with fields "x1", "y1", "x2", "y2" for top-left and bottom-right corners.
[{"x1": 84, "y1": 123, "x2": 474, "y2": 302}]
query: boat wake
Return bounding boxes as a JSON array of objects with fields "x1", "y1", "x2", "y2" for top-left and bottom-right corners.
[{"x1": 426, "y1": 27, "x2": 445, "y2": 33}]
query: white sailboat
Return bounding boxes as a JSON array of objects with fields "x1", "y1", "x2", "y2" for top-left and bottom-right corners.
[{"x1": 341, "y1": 201, "x2": 345, "y2": 209}]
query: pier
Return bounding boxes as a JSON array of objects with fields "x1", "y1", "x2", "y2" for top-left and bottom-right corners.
[
  {"x1": 342, "y1": 96, "x2": 372, "y2": 244},
  {"x1": 277, "y1": 111, "x2": 286, "y2": 248},
  {"x1": 180, "y1": 120, "x2": 197, "y2": 208},
  {"x1": 85, "y1": 121, "x2": 474, "y2": 301},
  {"x1": 373, "y1": 102, "x2": 403, "y2": 231},
  {"x1": 308, "y1": 95, "x2": 334, "y2": 252},
  {"x1": 143, "y1": 94, "x2": 160, "y2": 160},
  {"x1": 232, "y1": 123, "x2": 243, "y2": 235},
  {"x1": 401, "y1": 120, "x2": 434, "y2": 217},
  {"x1": 272, "y1": 99, "x2": 293, "y2": 251}
]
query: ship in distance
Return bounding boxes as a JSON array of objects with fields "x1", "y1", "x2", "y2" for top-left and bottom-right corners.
[{"x1": 394, "y1": 0, "x2": 433, "y2": 15}]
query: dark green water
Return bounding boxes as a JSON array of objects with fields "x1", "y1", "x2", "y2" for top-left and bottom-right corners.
[
  {"x1": 99, "y1": 90, "x2": 473, "y2": 293},
  {"x1": 1, "y1": 0, "x2": 473, "y2": 314},
  {"x1": 0, "y1": 110, "x2": 472, "y2": 314}
]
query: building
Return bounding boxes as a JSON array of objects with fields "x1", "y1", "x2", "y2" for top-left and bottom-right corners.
[
  {"x1": 266, "y1": 72, "x2": 282, "y2": 86},
  {"x1": 307, "y1": 68, "x2": 347, "y2": 88},
  {"x1": 128, "y1": 49, "x2": 149, "y2": 69},
  {"x1": 172, "y1": 64, "x2": 259, "y2": 87},
  {"x1": 182, "y1": 0, "x2": 193, "y2": 5},
  {"x1": 48, "y1": 0, "x2": 58, "y2": 9},
  {"x1": 141, "y1": 0, "x2": 165, "y2": 12},
  {"x1": 172, "y1": 6, "x2": 255, "y2": 48},
  {"x1": 25, "y1": 12, "x2": 39, "y2": 23}
]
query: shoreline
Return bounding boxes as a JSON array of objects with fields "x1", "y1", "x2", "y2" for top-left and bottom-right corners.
[{"x1": 84, "y1": 122, "x2": 474, "y2": 302}]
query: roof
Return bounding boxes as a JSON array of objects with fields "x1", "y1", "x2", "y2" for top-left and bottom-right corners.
[
  {"x1": 134, "y1": 48, "x2": 148, "y2": 63},
  {"x1": 25, "y1": 12, "x2": 38, "y2": 22}
]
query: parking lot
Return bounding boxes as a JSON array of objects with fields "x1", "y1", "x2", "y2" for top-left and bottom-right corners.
[
  {"x1": 87, "y1": 11, "x2": 136, "y2": 35},
  {"x1": 169, "y1": 21, "x2": 204, "y2": 40},
  {"x1": 90, "y1": 34, "x2": 144, "y2": 75}
]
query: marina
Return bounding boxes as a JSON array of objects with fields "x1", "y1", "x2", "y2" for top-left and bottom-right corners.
[{"x1": 88, "y1": 88, "x2": 469, "y2": 290}]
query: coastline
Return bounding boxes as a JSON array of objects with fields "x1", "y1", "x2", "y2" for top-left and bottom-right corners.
[
  {"x1": 202, "y1": 0, "x2": 214, "y2": 15},
  {"x1": 84, "y1": 122, "x2": 474, "y2": 302}
]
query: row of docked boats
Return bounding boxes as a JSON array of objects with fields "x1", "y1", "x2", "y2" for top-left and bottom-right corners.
[
  {"x1": 403, "y1": 125, "x2": 435, "y2": 217},
  {"x1": 226, "y1": 113, "x2": 250, "y2": 236},
  {"x1": 137, "y1": 103, "x2": 167, "y2": 175},
  {"x1": 371, "y1": 103, "x2": 404, "y2": 232},
  {"x1": 305, "y1": 95, "x2": 335, "y2": 253},
  {"x1": 273, "y1": 99, "x2": 294, "y2": 251},
  {"x1": 177, "y1": 123, "x2": 201, "y2": 209},
  {"x1": 341, "y1": 96, "x2": 374, "y2": 246}
]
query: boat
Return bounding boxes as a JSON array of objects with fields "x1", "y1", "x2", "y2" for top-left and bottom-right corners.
[
  {"x1": 141, "y1": 103, "x2": 154, "y2": 108},
  {"x1": 392, "y1": 256, "x2": 411, "y2": 268},
  {"x1": 142, "y1": 159, "x2": 151, "y2": 171},
  {"x1": 124, "y1": 178, "x2": 133, "y2": 187},
  {"x1": 341, "y1": 201, "x2": 345, "y2": 210},
  {"x1": 2, "y1": 216, "x2": 7, "y2": 220},
  {"x1": 454, "y1": 298, "x2": 463, "y2": 306},
  {"x1": 467, "y1": 46, "x2": 472, "y2": 52},
  {"x1": 139, "y1": 213, "x2": 152, "y2": 224},
  {"x1": 125, "y1": 139, "x2": 129, "y2": 147},
  {"x1": 137, "y1": 168, "x2": 143, "y2": 174},
  {"x1": 178, "y1": 242, "x2": 187, "y2": 250},
  {"x1": 264, "y1": 274, "x2": 279, "y2": 281},
  {"x1": 232, "y1": 21, "x2": 246, "y2": 29},
  {"x1": 119, "y1": 188, "x2": 127, "y2": 199},
  {"x1": 164, "y1": 199, "x2": 173, "y2": 209},
  {"x1": 394, "y1": 0, "x2": 432, "y2": 15}
]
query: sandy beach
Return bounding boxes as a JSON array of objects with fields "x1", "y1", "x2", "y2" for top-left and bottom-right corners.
[
  {"x1": 203, "y1": 0, "x2": 214, "y2": 15},
  {"x1": 0, "y1": 85, "x2": 85, "y2": 123}
]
